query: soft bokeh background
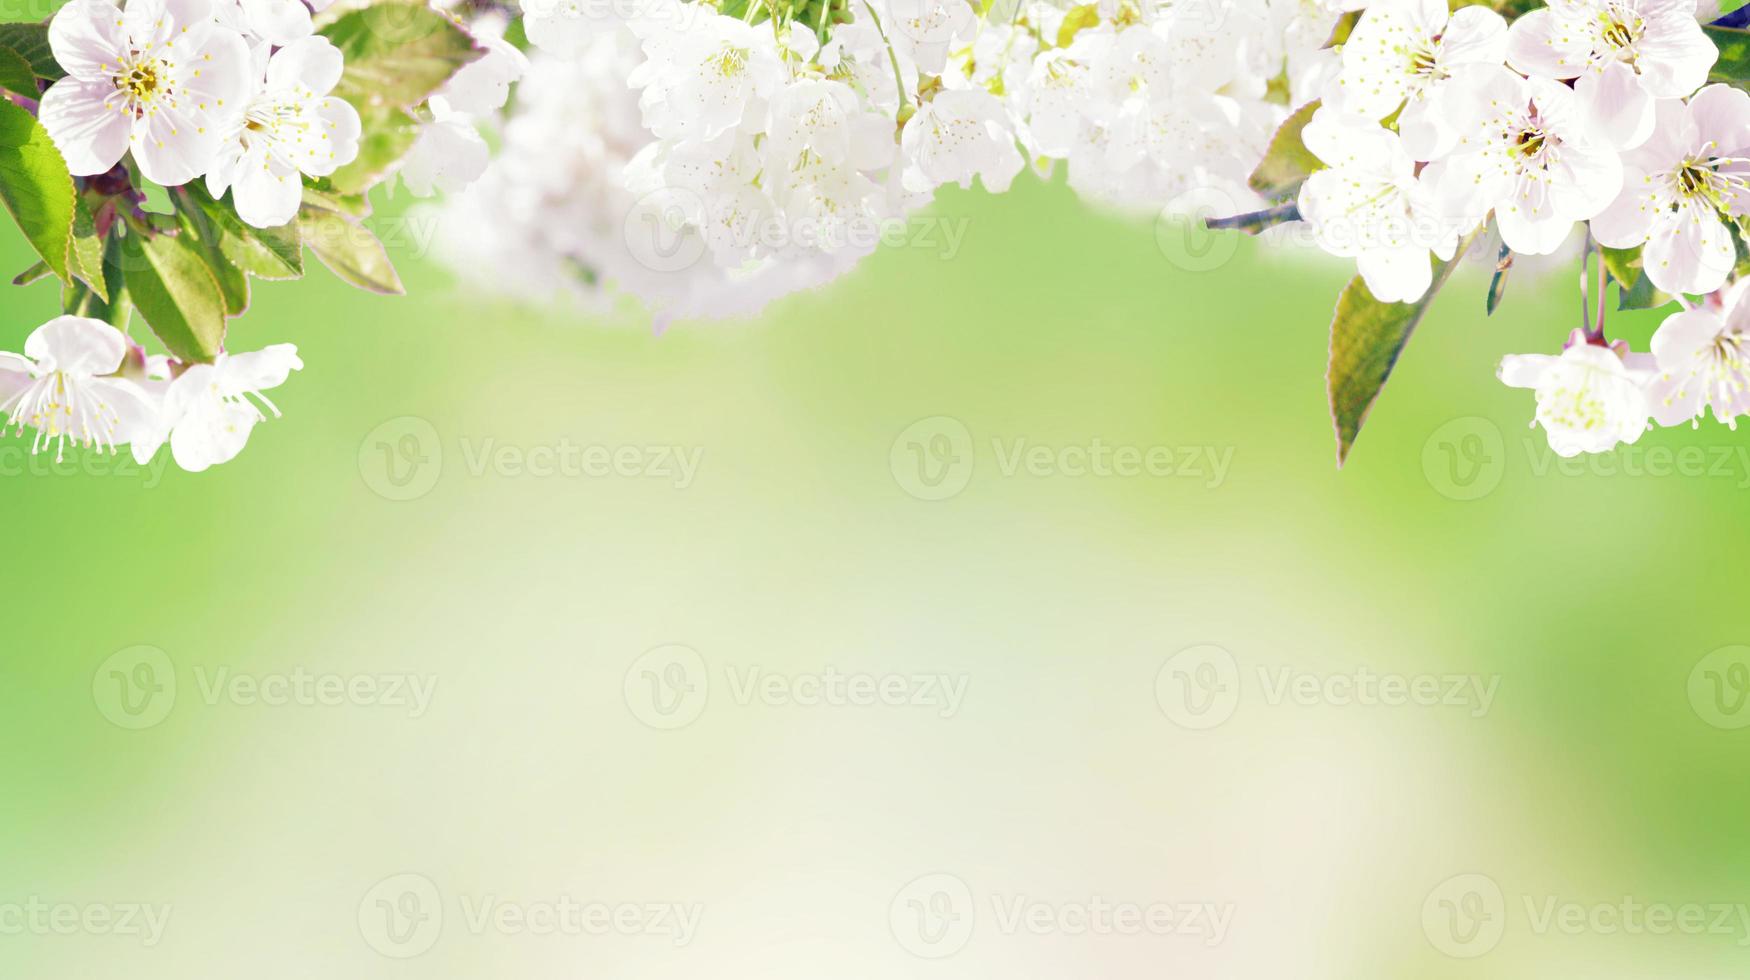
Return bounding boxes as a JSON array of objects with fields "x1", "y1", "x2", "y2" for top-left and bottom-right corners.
[{"x1": 3, "y1": 118, "x2": 1750, "y2": 977}]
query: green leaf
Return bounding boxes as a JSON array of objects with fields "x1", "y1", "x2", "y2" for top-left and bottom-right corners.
[
  {"x1": 299, "y1": 203, "x2": 404, "y2": 295},
  {"x1": 324, "y1": 105, "x2": 418, "y2": 194},
  {"x1": 69, "y1": 193, "x2": 108, "y2": 301},
  {"x1": 0, "y1": 44, "x2": 36, "y2": 97},
  {"x1": 119, "y1": 226, "x2": 229, "y2": 363},
  {"x1": 1486, "y1": 243, "x2": 1511, "y2": 316},
  {"x1": 1248, "y1": 100, "x2": 1322, "y2": 200},
  {"x1": 302, "y1": 184, "x2": 372, "y2": 217},
  {"x1": 12, "y1": 258, "x2": 50, "y2": 285},
  {"x1": 1324, "y1": 10, "x2": 1359, "y2": 47},
  {"x1": 177, "y1": 182, "x2": 304, "y2": 281},
  {"x1": 172, "y1": 192, "x2": 250, "y2": 317},
  {"x1": 1328, "y1": 232, "x2": 1478, "y2": 466},
  {"x1": 1706, "y1": 26, "x2": 1750, "y2": 91},
  {"x1": 0, "y1": 97, "x2": 77, "y2": 287},
  {"x1": 0, "y1": 24, "x2": 61, "y2": 81},
  {"x1": 63, "y1": 236, "x2": 129, "y2": 329},
  {"x1": 1599, "y1": 244, "x2": 1672, "y2": 311},
  {"x1": 320, "y1": 2, "x2": 484, "y2": 107},
  {"x1": 1056, "y1": 4, "x2": 1101, "y2": 47}
]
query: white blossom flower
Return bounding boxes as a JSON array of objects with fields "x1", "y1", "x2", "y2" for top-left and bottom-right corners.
[
  {"x1": 1499, "y1": 331, "x2": 1655, "y2": 455},
  {"x1": 204, "y1": 37, "x2": 361, "y2": 228},
  {"x1": 433, "y1": 24, "x2": 528, "y2": 117},
  {"x1": 1332, "y1": 0, "x2": 1507, "y2": 160},
  {"x1": 628, "y1": 13, "x2": 786, "y2": 142},
  {"x1": 0, "y1": 315, "x2": 155, "y2": 462},
  {"x1": 397, "y1": 107, "x2": 490, "y2": 197},
  {"x1": 219, "y1": 0, "x2": 335, "y2": 47},
  {"x1": 1426, "y1": 68, "x2": 1622, "y2": 255},
  {"x1": 1297, "y1": 110, "x2": 1459, "y2": 302},
  {"x1": 1589, "y1": 86, "x2": 1750, "y2": 295},
  {"x1": 39, "y1": 0, "x2": 252, "y2": 186},
  {"x1": 1643, "y1": 283, "x2": 1750, "y2": 426},
  {"x1": 879, "y1": 0, "x2": 975, "y2": 76},
  {"x1": 134, "y1": 344, "x2": 302, "y2": 471},
  {"x1": 900, "y1": 89, "x2": 1023, "y2": 193},
  {"x1": 1506, "y1": 0, "x2": 1718, "y2": 149}
]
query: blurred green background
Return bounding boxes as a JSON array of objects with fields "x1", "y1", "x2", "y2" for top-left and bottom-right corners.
[{"x1": 3, "y1": 127, "x2": 1750, "y2": 977}]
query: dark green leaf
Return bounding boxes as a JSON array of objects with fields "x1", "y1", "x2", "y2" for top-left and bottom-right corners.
[
  {"x1": 1328, "y1": 233, "x2": 1477, "y2": 466},
  {"x1": 299, "y1": 203, "x2": 404, "y2": 295},
  {"x1": 1486, "y1": 243, "x2": 1511, "y2": 315},
  {"x1": 12, "y1": 258, "x2": 49, "y2": 285},
  {"x1": 1248, "y1": 100, "x2": 1322, "y2": 200},
  {"x1": 0, "y1": 97, "x2": 77, "y2": 286},
  {"x1": 1600, "y1": 244, "x2": 1673, "y2": 311},
  {"x1": 320, "y1": 3, "x2": 484, "y2": 107},
  {"x1": 0, "y1": 24, "x2": 61, "y2": 80},
  {"x1": 172, "y1": 192, "x2": 250, "y2": 316},
  {"x1": 119, "y1": 226, "x2": 228, "y2": 363},
  {"x1": 0, "y1": 44, "x2": 36, "y2": 97},
  {"x1": 1705, "y1": 26, "x2": 1750, "y2": 92}
]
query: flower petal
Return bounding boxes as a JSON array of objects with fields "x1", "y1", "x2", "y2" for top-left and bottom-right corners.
[
  {"x1": 24, "y1": 315, "x2": 127, "y2": 375},
  {"x1": 37, "y1": 77, "x2": 132, "y2": 176},
  {"x1": 48, "y1": 0, "x2": 127, "y2": 81}
]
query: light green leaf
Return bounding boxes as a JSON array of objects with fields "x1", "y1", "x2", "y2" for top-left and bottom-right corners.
[
  {"x1": 0, "y1": 44, "x2": 36, "y2": 97},
  {"x1": 0, "y1": 97, "x2": 77, "y2": 287},
  {"x1": 0, "y1": 24, "x2": 60, "y2": 80},
  {"x1": 70, "y1": 193, "x2": 108, "y2": 301},
  {"x1": 302, "y1": 184, "x2": 372, "y2": 217},
  {"x1": 1248, "y1": 99, "x2": 1322, "y2": 200},
  {"x1": 1328, "y1": 233, "x2": 1477, "y2": 466},
  {"x1": 320, "y1": 3, "x2": 484, "y2": 107},
  {"x1": 299, "y1": 203, "x2": 404, "y2": 295},
  {"x1": 63, "y1": 236, "x2": 129, "y2": 329},
  {"x1": 1323, "y1": 10, "x2": 1359, "y2": 47},
  {"x1": 119, "y1": 226, "x2": 229, "y2": 363},
  {"x1": 178, "y1": 183, "x2": 304, "y2": 281},
  {"x1": 324, "y1": 105, "x2": 418, "y2": 194}
]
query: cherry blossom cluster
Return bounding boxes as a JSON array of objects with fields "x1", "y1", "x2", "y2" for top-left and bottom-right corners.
[
  {"x1": 442, "y1": 0, "x2": 1360, "y2": 318},
  {"x1": 1291, "y1": 0, "x2": 1750, "y2": 458}
]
